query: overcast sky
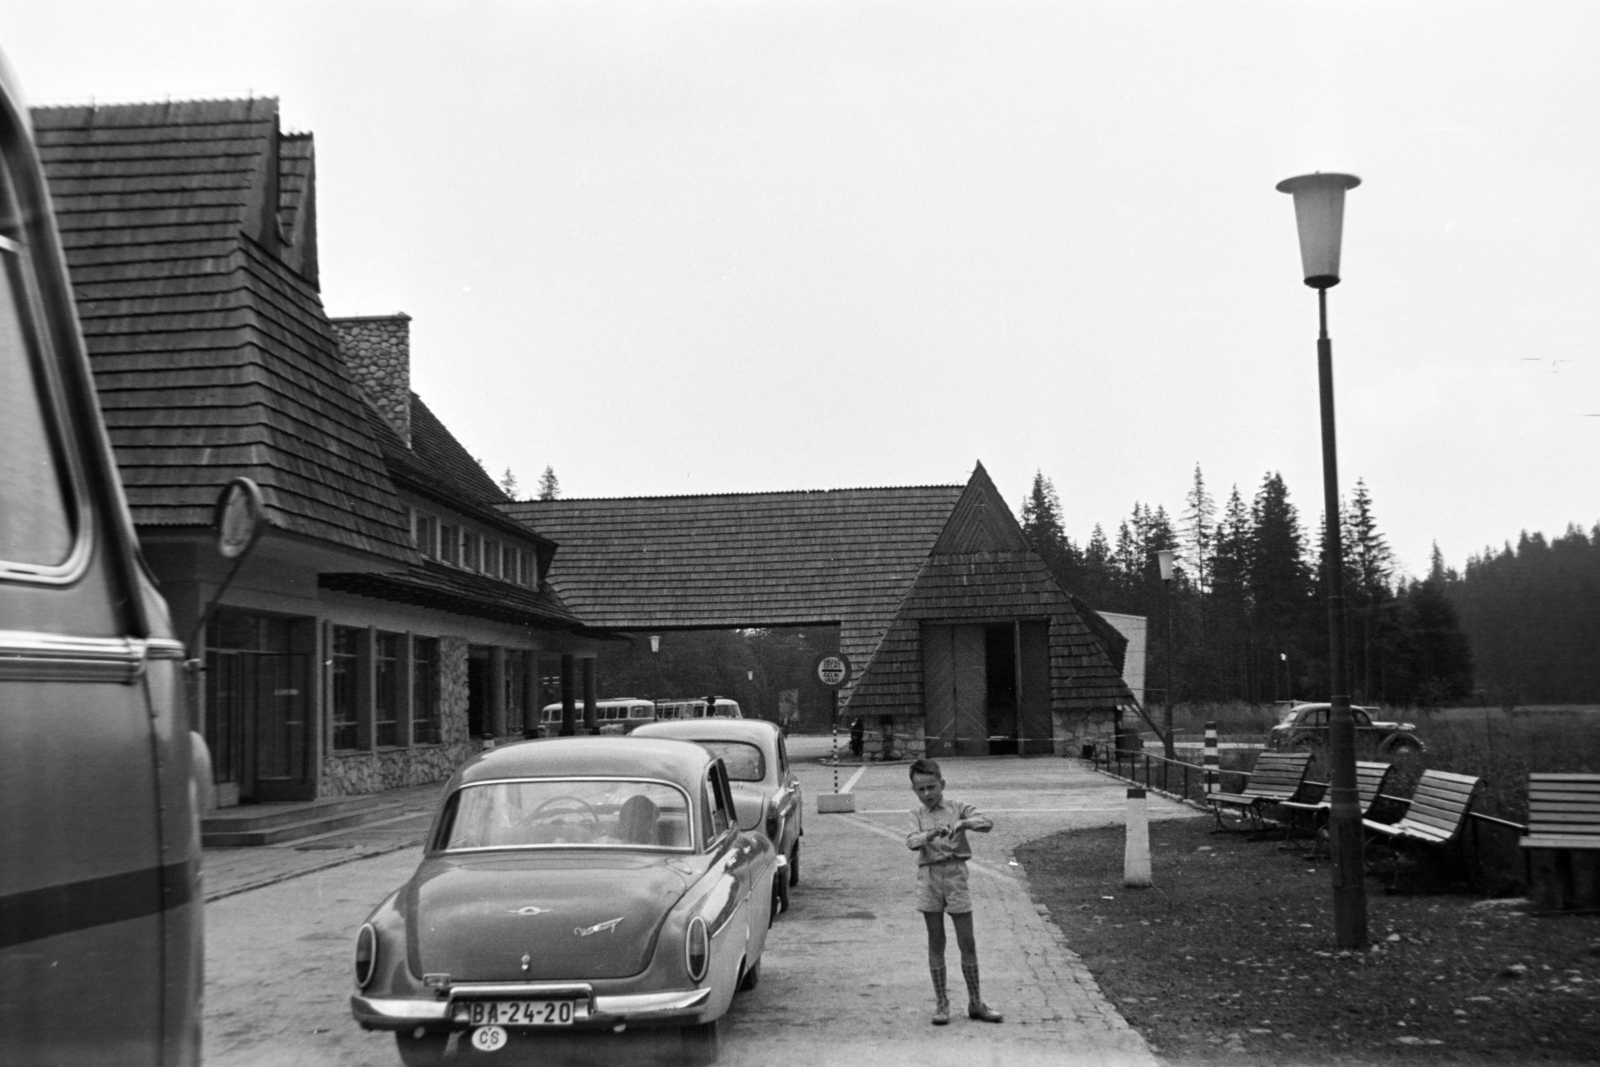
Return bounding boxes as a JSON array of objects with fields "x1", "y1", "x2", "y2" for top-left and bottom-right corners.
[{"x1": 4, "y1": 1, "x2": 1596, "y2": 580}]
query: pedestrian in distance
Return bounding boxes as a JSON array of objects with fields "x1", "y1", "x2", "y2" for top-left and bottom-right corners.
[{"x1": 905, "y1": 757, "x2": 1003, "y2": 1026}]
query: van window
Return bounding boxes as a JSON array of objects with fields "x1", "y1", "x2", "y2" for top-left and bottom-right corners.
[{"x1": 0, "y1": 240, "x2": 74, "y2": 569}]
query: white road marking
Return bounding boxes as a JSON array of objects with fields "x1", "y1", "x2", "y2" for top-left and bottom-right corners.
[{"x1": 841, "y1": 765, "x2": 867, "y2": 794}]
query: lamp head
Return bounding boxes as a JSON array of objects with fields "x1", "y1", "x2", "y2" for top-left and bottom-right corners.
[
  {"x1": 1275, "y1": 172, "x2": 1360, "y2": 289},
  {"x1": 1156, "y1": 549, "x2": 1176, "y2": 583}
]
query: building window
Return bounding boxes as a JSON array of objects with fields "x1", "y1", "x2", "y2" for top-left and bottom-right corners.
[
  {"x1": 483, "y1": 539, "x2": 500, "y2": 578},
  {"x1": 374, "y1": 631, "x2": 401, "y2": 747},
  {"x1": 331, "y1": 626, "x2": 361, "y2": 750},
  {"x1": 439, "y1": 523, "x2": 459, "y2": 565},
  {"x1": 463, "y1": 532, "x2": 480, "y2": 572},
  {"x1": 413, "y1": 637, "x2": 440, "y2": 744},
  {"x1": 415, "y1": 513, "x2": 438, "y2": 558}
]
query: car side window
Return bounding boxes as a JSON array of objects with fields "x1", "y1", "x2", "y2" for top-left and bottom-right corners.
[
  {"x1": 0, "y1": 219, "x2": 77, "y2": 575},
  {"x1": 1310, "y1": 708, "x2": 1327, "y2": 727},
  {"x1": 1353, "y1": 709, "x2": 1371, "y2": 727},
  {"x1": 777, "y1": 735, "x2": 789, "y2": 777},
  {"x1": 704, "y1": 774, "x2": 730, "y2": 840}
]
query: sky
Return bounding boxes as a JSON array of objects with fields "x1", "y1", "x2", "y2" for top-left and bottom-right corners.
[{"x1": 3, "y1": 1, "x2": 1597, "y2": 580}]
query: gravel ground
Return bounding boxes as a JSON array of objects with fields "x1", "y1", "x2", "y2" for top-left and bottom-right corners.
[{"x1": 1015, "y1": 814, "x2": 1600, "y2": 1066}]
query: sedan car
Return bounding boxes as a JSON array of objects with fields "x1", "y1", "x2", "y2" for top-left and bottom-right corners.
[
  {"x1": 350, "y1": 737, "x2": 780, "y2": 1065},
  {"x1": 632, "y1": 718, "x2": 802, "y2": 913},
  {"x1": 1266, "y1": 702, "x2": 1424, "y2": 757}
]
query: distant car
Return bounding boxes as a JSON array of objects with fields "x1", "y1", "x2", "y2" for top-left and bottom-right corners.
[
  {"x1": 633, "y1": 718, "x2": 803, "y2": 912},
  {"x1": 1266, "y1": 702, "x2": 1423, "y2": 757},
  {"x1": 350, "y1": 737, "x2": 779, "y2": 1065}
]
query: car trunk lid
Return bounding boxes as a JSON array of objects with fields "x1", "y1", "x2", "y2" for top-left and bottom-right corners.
[{"x1": 407, "y1": 852, "x2": 701, "y2": 981}]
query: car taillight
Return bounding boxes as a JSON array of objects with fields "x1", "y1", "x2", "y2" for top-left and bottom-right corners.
[
  {"x1": 356, "y1": 923, "x2": 378, "y2": 988},
  {"x1": 685, "y1": 916, "x2": 709, "y2": 982}
]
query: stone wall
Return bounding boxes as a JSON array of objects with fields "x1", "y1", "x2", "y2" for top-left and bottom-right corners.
[
  {"x1": 320, "y1": 636, "x2": 478, "y2": 796},
  {"x1": 1052, "y1": 707, "x2": 1117, "y2": 757},
  {"x1": 331, "y1": 314, "x2": 411, "y2": 446},
  {"x1": 857, "y1": 714, "x2": 926, "y2": 762}
]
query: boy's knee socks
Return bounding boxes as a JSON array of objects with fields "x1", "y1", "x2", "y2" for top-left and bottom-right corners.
[
  {"x1": 961, "y1": 961, "x2": 981, "y2": 1003},
  {"x1": 930, "y1": 964, "x2": 948, "y2": 1006}
]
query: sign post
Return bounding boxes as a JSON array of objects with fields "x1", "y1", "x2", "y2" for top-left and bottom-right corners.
[{"x1": 814, "y1": 653, "x2": 856, "y2": 813}]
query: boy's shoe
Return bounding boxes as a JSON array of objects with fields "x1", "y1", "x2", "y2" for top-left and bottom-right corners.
[
  {"x1": 968, "y1": 1001, "x2": 1003, "y2": 1023},
  {"x1": 932, "y1": 1002, "x2": 950, "y2": 1026}
]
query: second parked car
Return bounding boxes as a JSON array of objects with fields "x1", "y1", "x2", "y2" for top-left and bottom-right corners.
[{"x1": 633, "y1": 718, "x2": 802, "y2": 912}]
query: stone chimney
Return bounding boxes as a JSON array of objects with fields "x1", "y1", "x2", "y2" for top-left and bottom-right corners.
[{"x1": 331, "y1": 314, "x2": 412, "y2": 447}]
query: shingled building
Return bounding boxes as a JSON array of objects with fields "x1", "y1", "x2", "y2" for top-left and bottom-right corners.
[
  {"x1": 505, "y1": 464, "x2": 1134, "y2": 759},
  {"x1": 33, "y1": 99, "x2": 609, "y2": 808}
]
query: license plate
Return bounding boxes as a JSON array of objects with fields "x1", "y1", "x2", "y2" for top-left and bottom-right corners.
[{"x1": 453, "y1": 999, "x2": 587, "y2": 1027}]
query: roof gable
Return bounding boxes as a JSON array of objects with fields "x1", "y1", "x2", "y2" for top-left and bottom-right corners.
[
  {"x1": 33, "y1": 98, "x2": 417, "y2": 563},
  {"x1": 930, "y1": 461, "x2": 1030, "y2": 554}
]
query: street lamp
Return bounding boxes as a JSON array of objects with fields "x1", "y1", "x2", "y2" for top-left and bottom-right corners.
[
  {"x1": 1156, "y1": 549, "x2": 1177, "y2": 762},
  {"x1": 1277, "y1": 170, "x2": 1368, "y2": 950}
]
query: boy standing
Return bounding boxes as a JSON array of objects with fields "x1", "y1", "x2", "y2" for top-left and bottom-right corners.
[{"x1": 905, "y1": 758, "x2": 1003, "y2": 1026}]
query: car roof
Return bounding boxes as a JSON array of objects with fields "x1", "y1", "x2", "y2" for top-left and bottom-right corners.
[
  {"x1": 631, "y1": 718, "x2": 781, "y2": 747},
  {"x1": 456, "y1": 736, "x2": 714, "y2": 787}
]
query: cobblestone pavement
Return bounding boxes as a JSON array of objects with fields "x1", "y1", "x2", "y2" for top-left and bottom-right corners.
[
  {"x1": 713, "y1": 753, "x2": 1191, "y2": 1067},
  {"x1": 202, "y1": 739, "x2": 1192, "y2": 1066}
]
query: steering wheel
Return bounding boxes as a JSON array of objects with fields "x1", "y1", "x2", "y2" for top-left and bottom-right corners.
[{"x1": 532, "y1": 795, "x2": 600, "y2": 829}]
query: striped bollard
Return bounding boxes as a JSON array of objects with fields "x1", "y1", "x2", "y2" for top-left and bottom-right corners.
[
  {"x1": 1203, "y1": 720, "x2": 1220, "y2": 795},
  {"x1": 1124, "y1": 787, "x2": 1152, "y2": 888}
]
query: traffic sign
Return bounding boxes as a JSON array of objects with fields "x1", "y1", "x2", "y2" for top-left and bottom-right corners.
[{"x1": 814, "y1": 652, "x2": 851, "y2": 689}]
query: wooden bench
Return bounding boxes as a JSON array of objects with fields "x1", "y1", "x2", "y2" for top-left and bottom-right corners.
[
  {"x1": 1521, "y1": 773, "x2": 1600, "y2": 912},
  {"x1": 1278, "y1": 760, "x2": 1397, "y2": 851},
  {"x1": 1363, "y1": 769, "x2": 1482, "y2": 886},
  {"x1": 1205, "y1": 750, "x2": 1315, "y2": 832}
]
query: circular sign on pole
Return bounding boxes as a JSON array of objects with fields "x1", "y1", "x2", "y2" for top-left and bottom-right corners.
[
  {"x1": 814, "y1": 652, "x2": 851, "y2": 689},
  {"x1": 214, "y1": 477, "x2": 265, "y2": 560}
]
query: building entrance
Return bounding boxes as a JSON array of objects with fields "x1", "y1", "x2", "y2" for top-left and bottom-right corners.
[
  {"x1": 206, "y1": 610, "x2": 313, "y2": 803},
  {"x1": 922, "y1": 620, "x2": 1053, "y2": 758}
]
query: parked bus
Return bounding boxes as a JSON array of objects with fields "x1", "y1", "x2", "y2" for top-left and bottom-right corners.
[
  {"x1": 655, "y1": 697, "x2": 743, "y2": 721},
  {"x1": 0, "y1": 50, "x2": 202, "y2": 1066},
  {"x1": 537, "y1": 696, "x2": 658, "y2": 736}
]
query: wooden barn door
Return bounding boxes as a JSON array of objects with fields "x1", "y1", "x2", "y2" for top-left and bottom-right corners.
[
  {"x1": 922, "y1": 625, "x2": 955, "y2": 756},
  {"x1": 922, "y1": 624, "x2": 989, "y2": 757},
  {"x1": 1017, "y1": 621, "x2": 1053, "y2": 755}
]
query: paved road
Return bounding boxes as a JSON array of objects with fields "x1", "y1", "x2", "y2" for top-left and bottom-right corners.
[{"x1": 203, "y1": 743, "x2": 1192, "y2": 1066}]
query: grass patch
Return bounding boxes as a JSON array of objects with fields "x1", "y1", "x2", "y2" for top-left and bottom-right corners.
[{"x1": 1016, "y1": 815, "x2": 1600, "y2": 1065}]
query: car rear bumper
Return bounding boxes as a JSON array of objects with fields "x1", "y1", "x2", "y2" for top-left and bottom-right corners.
[{"x1": 351, "y1": 986, "x2": 713, "y2": 1031}]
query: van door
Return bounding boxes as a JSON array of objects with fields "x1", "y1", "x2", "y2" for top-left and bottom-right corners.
[{"x1": 0, "y1": 76, "x2": 197, "y2": 1066}]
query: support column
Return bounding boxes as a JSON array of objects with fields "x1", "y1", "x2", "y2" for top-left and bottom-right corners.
[
  {"x1": 583, "y1": 659, "x2": 599, "y2": 734},
  {"x1": 560, "y1": 654, "x2": 577, "y2": 736},
  {"x1": 521, "y1": 652, "x2": 538, "y2": 736},
  {"x1": 489, "y1": 647, "x2": 507, "y2": 741}
]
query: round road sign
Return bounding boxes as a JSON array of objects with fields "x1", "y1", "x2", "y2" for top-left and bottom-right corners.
[{"x1": 814, "y1": 652, "x2": 851, "y2": 689}]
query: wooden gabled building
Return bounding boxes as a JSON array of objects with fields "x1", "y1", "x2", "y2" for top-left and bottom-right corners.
[
  {"x1": 33, "y1": 99, "x2": 609, "y2": 806},
  {"x1": 505, "y1": 464, "x2": 1134, "y2": 759}
]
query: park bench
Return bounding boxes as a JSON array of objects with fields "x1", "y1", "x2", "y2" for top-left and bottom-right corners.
[
  {"x1": 1278, "y1": 760, "x2": 1397, "y2": 852},
  {"x1": 1204, "y1": 750, "x2": 1315, "y2": 832},
  {"x1": 1520, "y1": 773, "x2": 1600, "y2": 912},
  {"x1": 1362, "y1": 769, "x2": 1482, "y2": 887}
]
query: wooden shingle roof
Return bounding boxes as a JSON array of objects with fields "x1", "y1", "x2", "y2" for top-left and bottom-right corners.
[
  {"x1": 33, "y1": 99, "x2": 416, "y2": 563},
  {"x1": 502, "y1": 483, "x2": 965, "y2": 633}
]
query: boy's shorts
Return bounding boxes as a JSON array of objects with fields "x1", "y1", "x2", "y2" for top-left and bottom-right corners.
[{"x1": 915, "y1": 859, "x2": 972, "y2": 914}]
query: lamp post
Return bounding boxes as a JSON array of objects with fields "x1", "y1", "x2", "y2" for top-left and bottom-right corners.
[
  {"x1": 1276, "y1": 171, "x2": 1367, "y2": 949},
  {"x1": 1156, "y1": 548, "x2": 1177, "y2": 762}
]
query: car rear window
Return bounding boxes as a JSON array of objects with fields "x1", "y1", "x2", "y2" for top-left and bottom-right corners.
[
  {"x1": 692, "y1": 741, "x2": 765, "y2": 782},
  {"x1": 436, "y1": 779, "x2": 693, "y2": 851}
]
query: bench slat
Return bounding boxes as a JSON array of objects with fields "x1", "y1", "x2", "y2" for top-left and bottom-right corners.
[{"x1": 1523, "y1": 834, "x2": 1600, "y2": 850}]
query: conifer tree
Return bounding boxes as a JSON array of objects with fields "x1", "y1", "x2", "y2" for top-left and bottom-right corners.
[
  {"x1": 537, "y1": 466, "x2": 561, "y2": 501},
  {"x1": 499, "y1": 468, "x2": 520, "y2": 500},
  {"x1": 1180, "y1": 464, "x2": 1216, "y2": 594}
]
